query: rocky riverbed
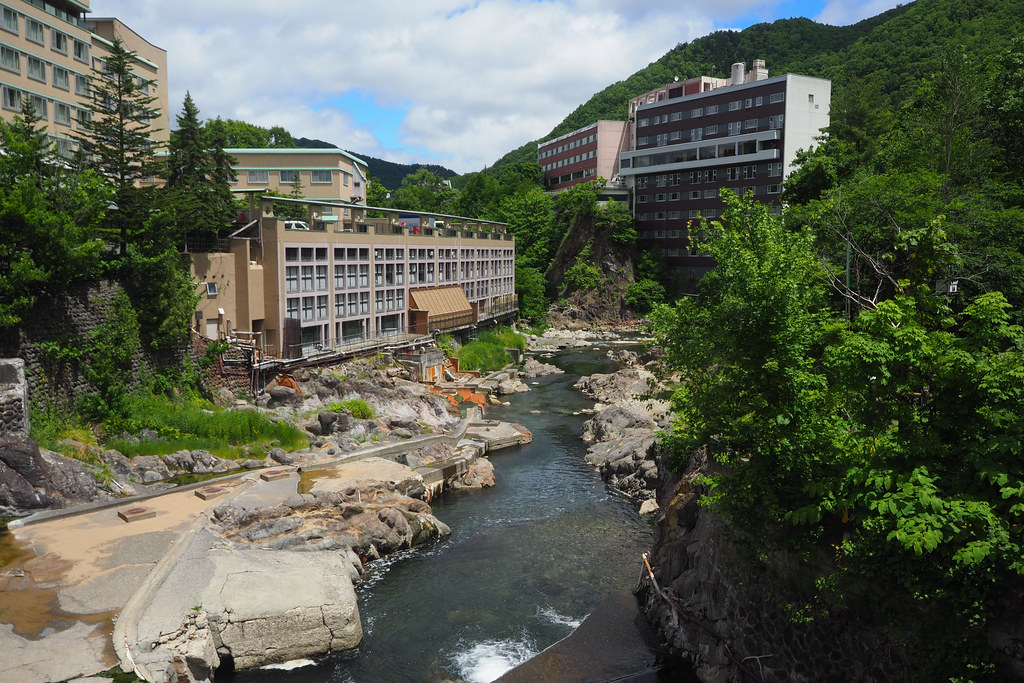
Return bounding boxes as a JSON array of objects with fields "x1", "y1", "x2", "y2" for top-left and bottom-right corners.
[{"x1": 0, "y1": 353, "x2": 539, "y2": 682}]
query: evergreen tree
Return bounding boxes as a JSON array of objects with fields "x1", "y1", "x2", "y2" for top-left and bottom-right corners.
[
  {"x1": 74, "y1": 37, "x2": 162, "y2": 255},
  {"x1": 166, "y1": 92, "x2": 237, "y2": 244}
]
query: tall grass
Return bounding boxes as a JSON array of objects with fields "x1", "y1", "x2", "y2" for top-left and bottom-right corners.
[
  {"x1": 457, "y1": 327, "x2": 525, "y2": 372},
  {"x1": 102, "y1": 394, "x2": 308, "y2": 458}
]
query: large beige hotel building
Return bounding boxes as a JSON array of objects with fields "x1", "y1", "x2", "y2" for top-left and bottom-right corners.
[
  {"x1": 1, "y1": 2, "x2": 517, "y2": 362},
  {"x1": 0, "y1": 0, "x2": 169, "y2": 151}
]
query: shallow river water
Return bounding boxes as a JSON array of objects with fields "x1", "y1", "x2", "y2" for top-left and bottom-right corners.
[{"x1": 229, "y1": 344, "x2": 660, "y2": 683}]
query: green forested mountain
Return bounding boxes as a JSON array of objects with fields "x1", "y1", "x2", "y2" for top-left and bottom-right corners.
[{"x1": 484, "y1": 0, "x2": 1024, "y2": 175}]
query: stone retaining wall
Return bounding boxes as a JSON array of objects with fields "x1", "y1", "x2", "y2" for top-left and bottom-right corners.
[
  {"x1": 0, "y1": 280, "x2": 195, "y2": 408},
  {"x1": 0, "y1": 359, "x2": 28, "y2": 437}
]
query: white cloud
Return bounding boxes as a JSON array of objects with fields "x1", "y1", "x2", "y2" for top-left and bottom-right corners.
[
  {"x1": 815, "y1": 0, "x2": 905, "y2": 26},
  {"x1": 88, "y1": 1, "x2": 894, "y2": 174}
]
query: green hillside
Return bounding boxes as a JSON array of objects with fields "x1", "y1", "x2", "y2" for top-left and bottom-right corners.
[{"x1": 482, "y1": 0, "x2": 1024, "y2": 175}]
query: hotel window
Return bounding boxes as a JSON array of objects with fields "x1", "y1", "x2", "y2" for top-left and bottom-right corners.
[
  {"x1": 279, "y1": 170, "x2": 299, "y2": 184},
  {"x1": 637, "y1": 195, "x2": 648, "y2": 204},
  {"x1": 744, "y1": 118, "x2": 757, "y2": 130},
  {"x1": 317, "y1": 296, "x2": 328, "y2": 320},
  {"x1": 29, "y1": 95, "x2": 46, "y2": 119},
  {"x1": 703, "y1": 169, "x2": 717, "y2": 183},
  {"x1": 53, "y1": 66, "x2": 69, "y2": 90},
  {"x1": 375, "y1": 291, "x2": 384, "y2": 313},
  {"x1": 656, "y1": 175, "x2": 667, "y2": 187},
  {"x1": 690, "y1": 128, "x2": 702, "y2": 141},
  {"x1": 286, "y1": 298, "x2": 299, "y2": 319},
  {"x1": 744, "y1": 98, "x2": 752, "y2": 108},
  {"x1": 728, "y1": 100, "x2": 741, "y2": 111},
  {"x1": 767, "y1": 184, "x2": 781, "y2": 194},
  {"x1": 75, "y1": 74, "x2": 90, "y2": 96},
  {"x1": 637, "y1": 136, "x2": 648, "y2": 146},
  {"x1": 1, "y1": 46, "x2": 20, "y2": 73},
  {"x1": 342, "y1": 172, "x2": 351, "y2": 187},
  {"x1": 669, "y1": 131, "x2": 682, "y2": 141},
  {"x1": 706, "y1": 105, "x2": 719, "y2": 115},
  {"x1": 689, "y1": 191, "x2": 701, "y2": 199},
  {"x1": 335, "y1": 294, "x2": 345, "y2": 317},
  {"x1": 286, "y1": 267, "x2": 299, "y2": 292},
  {"x1": 727, "y1": 121, "x2": 741, "y2": 136},
  {"x1": 703, "y1": 189, "x2": 718, "y2": 198},
  {"x1": 51, "y1": 30, "x2": 68, "y2": 55},
  {"x1": 316, "y1": 265, "x2": 328, "y2": 290},
  {"x1": 769, "y1": 92, "x2": 785, "y2": 103},
  {"x1": 670, "y1": 111, "x2": 682, "y2": 121},
  {"x1": 656, "y1": 193, "x2": 667, "y2": 202},
  {"x1": 669, "y1": 192, "x2": 680, "y2": 201},
  {"x1": 27, "y1": 56, "x2": 45, "y2": 82},
  {"x1": 247, "y1": 170, "x2": 269, "y2": 183},
  {"x1": 347, "y1": 293, "x2": 358, "y2": 316},
  {"x1": 1, "y1": 7, "x2": 17, "y2": 34},
  {"x1": 705, "y1": 125, "x2": 718, "y2": 135},
  {"x1": 76, "y1": 108, "x2": 90, "y2": 128},
  {"x1": 54, "y1": 102, "x2": 71, "y2": 125},
  {"x1": 726, "y1": 167, "x2": 739, "y2": 181},
  {"x1": 669, "y1": 172, "x2": 682, "y2": 185},
  {"x1": 768, "y1": 162, "x2": 783, "y2": 177},
  {"x1": 27, "y1": 19, "x2": 43, "y2": 44},
  {"x1": 755, "y1": 96, "x2": 763, "y2": 106},
  {"x1": 688, "y1": 171, "x2": 700, "y2": 184},
  {"x1": 311, "y1": 169, "x2": 332, "y2": 184},
  {"x1": 637, "y1": 177, "x2": 648, "y2": 189},
  {"x1": 360, "y1": 292, "x2": 369, "y2": 314},
  {"x1": 359, "y1": 264, "x2": 369, "y2": 287},
  {"x1": 743, "y1": 165, "x2": 757, "y2": 179},
  {"x1": 656, "y1": 133, "x2": 668, "y2": 146},
  {"x1": 73, "y1": 40, "x2": 89, "y2": 63},
  {"x1": 334, "y1": 265, "x2": 345, "y2": 289},
  {"x1": 302, "y1": 297, "x2": 314, "y2": 322},
  {"x1": 690, "y1": 107, "x2": 703, "y2": 117},
  {"x1": 638, "y1": 117, "x2": 649, "y2": 127},
  {"x1": 769, "y1": 114, "x2": 784, "y2": 129},
  {"x1": 808, "y1": 93, "x2": 814, "y2": 104},
  {"x1": 301, "y1": 266, "x2": 314, "y2": 291}
]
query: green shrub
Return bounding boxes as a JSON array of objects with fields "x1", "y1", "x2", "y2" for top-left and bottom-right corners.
[{"x1": 326, "y1": 398, "x2": 375, "y2": 419}]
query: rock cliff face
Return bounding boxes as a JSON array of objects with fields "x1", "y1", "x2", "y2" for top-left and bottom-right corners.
[{"x1": 0, "y1": 436, "x2": 103, "y2": 515}]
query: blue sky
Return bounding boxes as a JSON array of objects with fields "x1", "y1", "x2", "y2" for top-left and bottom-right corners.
[{"x1": 92, "y1": 0, "x2": 907, "y2": 175}]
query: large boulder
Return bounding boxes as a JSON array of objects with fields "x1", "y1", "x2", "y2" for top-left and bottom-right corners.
[
  {"x1": 201, "y1": 549, "x2": 362, "y2": 670},
  {"x1": 581, "y1": 404, "x2": 656, "y2": 443},
  {"x1": 574, "y1": 366, "x2": 658, "y2": 404},
  {"x1": 522, "y1": 357, "x2": 564, "y2": 377},
  {"x1": 0, "y1": 436, "x2": 102, "y2": 515}
]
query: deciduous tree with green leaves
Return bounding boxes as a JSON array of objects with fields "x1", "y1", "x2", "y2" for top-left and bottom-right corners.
[
  {"x1": 0, "y1": 104, "x2": 111, "y2": 327},
  {"x1": 651, "y1": 191, "x2": 1024, "y2": 679}
]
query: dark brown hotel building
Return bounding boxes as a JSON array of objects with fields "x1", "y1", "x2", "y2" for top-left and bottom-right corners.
[{"x1": 619, "y1": 61, "x2": 830, "y2": 283}]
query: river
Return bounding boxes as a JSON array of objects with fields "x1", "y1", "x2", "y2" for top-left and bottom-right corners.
[{"x1": 229, "y1": 343, "x2": 661, "y2": 683}]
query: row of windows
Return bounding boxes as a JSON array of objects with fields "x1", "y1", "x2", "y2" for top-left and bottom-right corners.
[
  {"x1": 543, "y1": 149, "x2": 595, "y2": 172},
  {"x1": 538, "y1": 132, "x2": 596, "y2": 158},
  {"x1": 637, "y1": 115, "x2": 785, "y2": 149},
  {"x1": 635, "y1": 162, "x2": 782, "y2": 189},
  {"x1": 243, "y1": 169, "x2": 341, "y2": 185},
  {"x1": 1, "y1": 83, "x2": 91, "y2": 129},
  {"x1": 549, "y1": 167, "x2": 597, "y2": 185},
  {"x1": 1, "y1": 7, "x2": 89, "y2": 60},
  {"x1": 637, "y1": 91, "x2": 785, "y2": 127},
  {"x1": 286, "y1": 245, "x2": 513, "y2": 264}
]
